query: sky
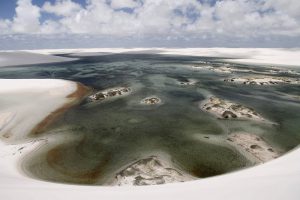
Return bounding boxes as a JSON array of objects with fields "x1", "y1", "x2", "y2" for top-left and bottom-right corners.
[{"x1": 0, "y1": 0, "x2": 300, "y2": 50}]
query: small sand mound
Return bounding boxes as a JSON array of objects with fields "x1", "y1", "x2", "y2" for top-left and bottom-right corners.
[
  {"x1": 113, "y1": 156, "x2": 194, "y2": 186},
  {"x1": 200, "y1": 96, "x2": 267, "y2": 122},
  {"x1": 140, "y1": 96, "x2": 161, "y2": 105},
  {"x1": 88, "y1": 87, "x2": 131, "y2": 102},
  {"x1": 178, "y1": 79, "x2": 197, "y2": 86},
  {"x1": 224, "y1": 76, "x2": 300, "y2": 85}
]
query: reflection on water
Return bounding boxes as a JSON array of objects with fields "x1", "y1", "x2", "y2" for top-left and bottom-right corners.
[{"x1": 1, "y1": 54, "x2": 300, "y2": 185}]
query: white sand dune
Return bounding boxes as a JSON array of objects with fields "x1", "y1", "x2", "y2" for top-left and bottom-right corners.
[
  {"x1": 158, "y1": 48, "x2": 300, "y2": 67},
  {"x1": 0, "y1": 79, "x2": 77, "y2": 142},
  {"x1": 23, "y1": 48, "x2": 152, "y2": 55},
  {"x1": 0, "y1": 79, "x2": 77, "y2": 196},
  {"x1": 20, "y1": 48, "x2": 300, "y2": 67},
  {"x1": 0, "y1": 49, "x2": 300, "y2": 199},
  {"x1": 0, "y1": 51, "x2": 77, "y2": 67}
]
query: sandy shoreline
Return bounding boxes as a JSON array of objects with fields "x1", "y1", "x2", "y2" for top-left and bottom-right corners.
[
  {"x1": 0, "y1": 48, "x2": 300, "y2": 68},
  {"x1": 158, "y1": 48, "x2": 300, "y2": 67},
  {"x1": 0, "y1": 79, "x2": 87, "y2": 142},
  {"x1": 31, "y1": 82, "x2": 91, "y2": 135},
  {"x1": 5, "y1": 48, "x2": 298, "y2": 67},
  {"x1": 0, "y1": 79, "x2": 91, "y2": 193}
]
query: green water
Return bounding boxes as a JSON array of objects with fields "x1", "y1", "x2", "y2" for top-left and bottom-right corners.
[{"x1": 1, "y1": 53, "x2": 299, "y2": 185}]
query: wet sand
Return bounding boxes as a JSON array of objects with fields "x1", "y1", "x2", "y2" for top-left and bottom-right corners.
[{"x1": 31, "y1": 83, "x2": 91, "y2": 135}]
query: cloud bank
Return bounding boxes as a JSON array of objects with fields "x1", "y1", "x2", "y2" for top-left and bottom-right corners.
[{"x1": 0, "y1": 0, "x2": 300, "y2": 49}]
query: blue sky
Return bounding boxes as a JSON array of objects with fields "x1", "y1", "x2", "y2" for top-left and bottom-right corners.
[
  {"x1": 0, "y1": 0, "x2": 17, "y2": 19},
  {"x1": 0, "y1": 0, "x2": 300, "y2": 49},
  {"x1": 0, "y1": 0, "x2": 86, "y2": 19}
]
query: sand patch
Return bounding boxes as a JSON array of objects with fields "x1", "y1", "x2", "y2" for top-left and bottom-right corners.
[
  {"x1": 113, "y1": 156, "x2": 194, "y2": 186},
  {"x1": 88, "y1": 87, "x2": 131, "y2": 102},
  {"x1": 200, "y1": 96, "x2": 268, "y2": 123},
  {"x1": 140, "y1": 96, "x2": 162, "y2": 105},
  {"x1": 227, "y1": 132, "x2": 280, "y2": 163},
  {"x1": 0, "y1": 52, "x2": 76, "y2": 67},
  {"x1": 224, "y1": 76, "x2": 300, "y2": 85}
]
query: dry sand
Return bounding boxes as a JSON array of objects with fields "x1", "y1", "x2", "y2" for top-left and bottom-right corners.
[
  {"x1": 158, "y1": 48, "x2": 300, "y2": 67},
  {"x1": 113, "y1": 156, "x2": 194, "y2": 186},
  {"x1": 0, "y1": 51, "x2": 77, "y2": 67},
  {"x1": 1, "y1": 48, "x2": 300, "y2": 68},
  {"x1": 19, "y1": 48, "x2": 300, "y2": 67},
  {"x1": 0, "y1": 79, "x2": 90, "y2": 197},
  {"x1": 0, "y1": 79, "x2": 89, "y2": 142},
  {"x1": 200, "y1": 96, "x2": 268, "y2": 123}
]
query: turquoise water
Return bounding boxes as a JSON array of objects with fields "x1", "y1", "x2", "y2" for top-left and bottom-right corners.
[{"x1": 0, "y1": 54, "x2": 299, "y2": 185}]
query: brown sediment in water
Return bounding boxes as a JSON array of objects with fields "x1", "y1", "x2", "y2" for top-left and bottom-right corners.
[
  {"x1": 67, "y1": 82, "x2": 91, "y2": 99},
  {"x1": 46, "y1": 145, "x2": 110, "y2": 184},
  {"x1": 190, "y1": 165, "x2": 221, "y2": 178},
  {"x1": 31, "y1": 82, "x2": 91, "y2": 135}
]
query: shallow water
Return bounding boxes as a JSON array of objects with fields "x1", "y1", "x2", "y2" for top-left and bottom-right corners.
[{"x1": 1, "y1": 54, "x2": 300, "y2": 185}]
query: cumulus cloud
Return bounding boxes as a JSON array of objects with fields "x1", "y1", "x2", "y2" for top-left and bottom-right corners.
[
  {"x1": 264, "y1": 0, "x2": 300, "y2": 19},
  {"x1": 0, "y1": 19, "x2": 12, "y2": 34},
  {"x1": 109, "y1": 0, "x2": 142, "y2": 9},
  {"x1": 0, "y1": 0, "x2": 300, "y2": 47},
  {"x1": 11, "y1": 0, "x2": 41, "y2": 33},
  {"x1": 212, "y1": 0, "x2": 300, "y2": 37},
  {"x1": 42, "y1": 0, "x2": 82, "y2": 16}
]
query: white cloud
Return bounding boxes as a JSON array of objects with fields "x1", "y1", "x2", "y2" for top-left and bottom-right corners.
[
  {"x1": 42, "y1": 0, "x2": 82, "y2": 17},
  {"x1": 109, "y1": 0, "x2": 141, "y2": 9},
  {"x1": 0, "y1": 0, "x2": 300, "y2": 45},
  {"x1": 40, "y1": 20, "x2": 66, "y2": 34},
  {"x1": 264, "y1": 0, "x2": 300, "y2": 19},
  {"x1": 11, "y1": 0, "x2": 41, "y2": 33},
  {"x1": 0, "y1": 19, "x2": 12, "y2": 34}
]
